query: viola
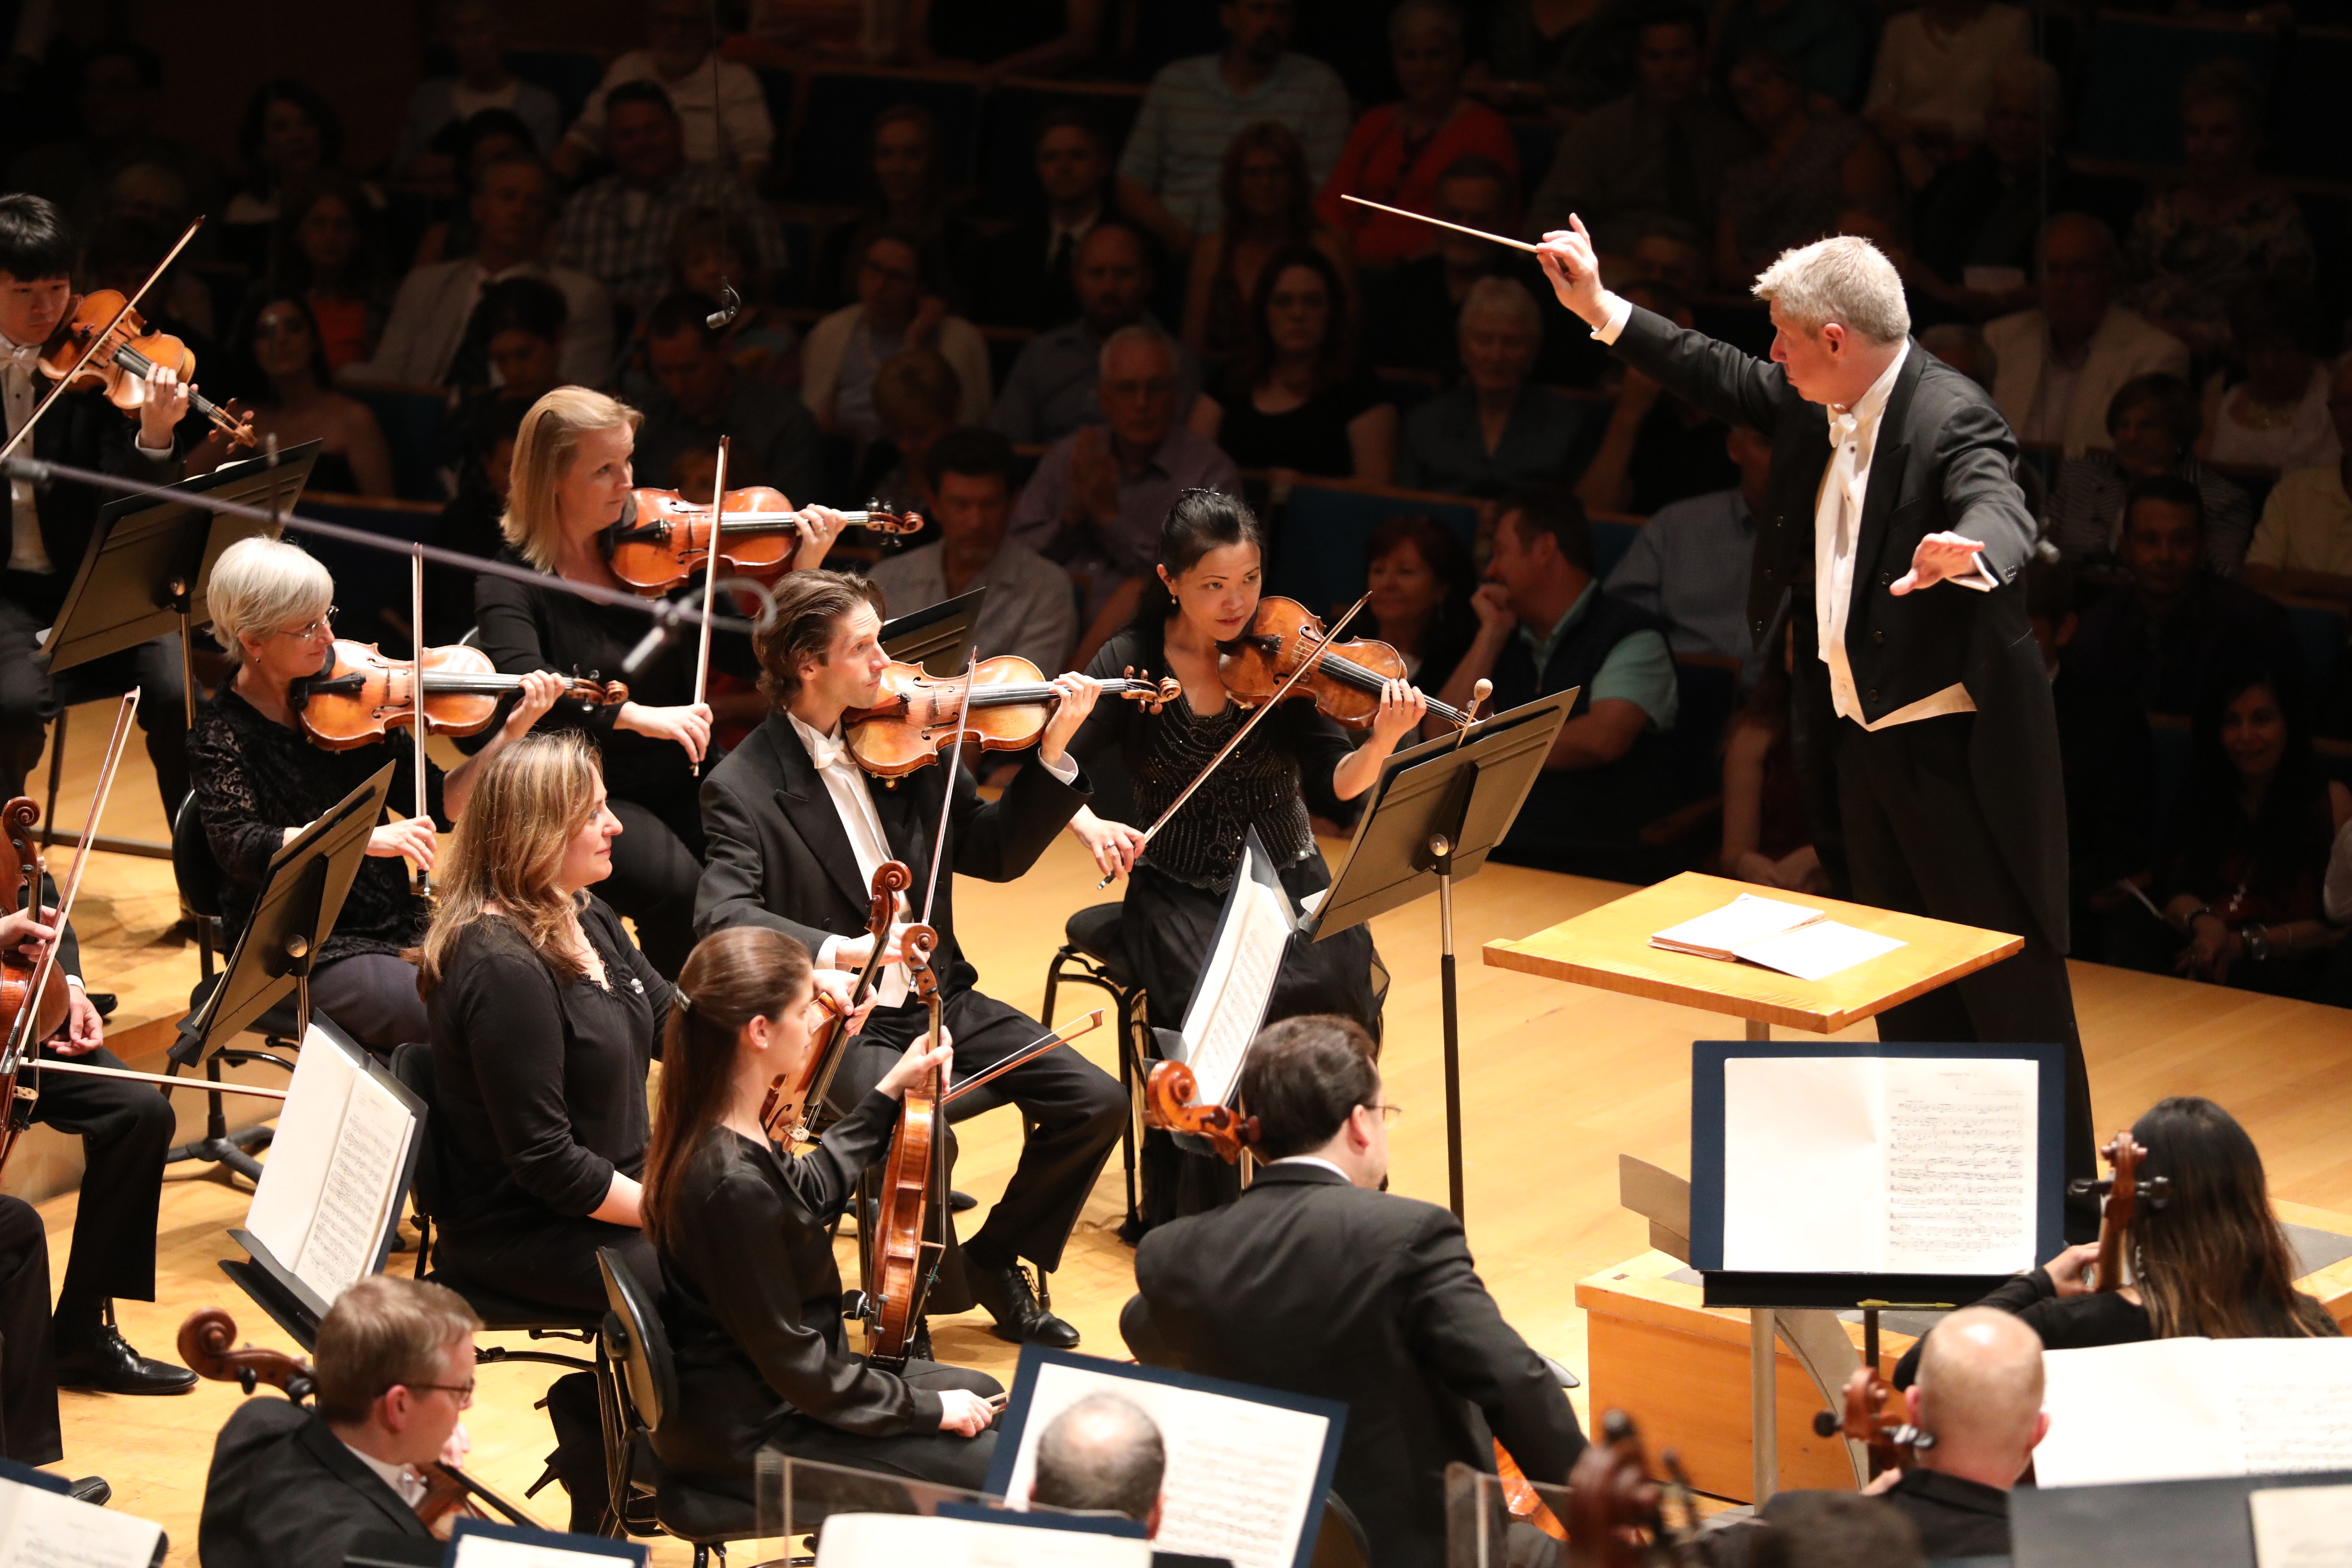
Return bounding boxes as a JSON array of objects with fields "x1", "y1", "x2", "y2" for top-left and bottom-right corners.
[
  {"x1": 867, "y1": 924, "x2": 949, "y2": 1371},
  {"x1": 291, "y1": 640, "x2": 627, "y2": 753},
  {"x1": 2069, "y1": 1130, "x2": 2170, "y2": 1292},
  {"x1": 1217, "y1": 596, "x2": 1471, "y2": 731},
  {"x1": 37, "y1": 288, "x2": 255, "y2": 449},
  {"x1": 762, "y1": 860, "x2": 912, "y2": 1146},
  {"x1": 1, "y1": 799, "x2": 68, "y2": 1051},
  {"x1": 178, "y1": 1307, "x2": 542, "y2": 1534},
  {"x1": 845, "y1": 657, "x2": 1177, "y2": 780},
  {"x1": 603, "y1": 486, "x2": 923, "y2": 596},
  {"x1": 1810, "y1": 1364, "x2": 1934, "y2": 1479}
]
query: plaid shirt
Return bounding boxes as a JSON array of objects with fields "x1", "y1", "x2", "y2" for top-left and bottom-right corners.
[{"x1": 554, "y1": 163, "x2": 786, "y2": 311}]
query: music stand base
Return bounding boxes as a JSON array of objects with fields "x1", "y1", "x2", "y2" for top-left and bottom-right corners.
[{"x1": 165, "y1": 1125, "x2": 271, "y2": 1183}]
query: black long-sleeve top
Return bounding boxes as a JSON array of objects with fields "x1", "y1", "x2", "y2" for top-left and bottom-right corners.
[
  {"x1": 187, "y1": 685, "x2": 447, "y2": 963},
  {"x1": 654, "y1": 1092, "x2": 940, "y2": 1468},
  {"x1": 425, "y1": 899, "x2": 670, "y2": 1227}
]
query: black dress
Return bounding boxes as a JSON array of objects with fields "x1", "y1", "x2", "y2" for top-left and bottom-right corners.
[
  {"x1": 1214, "y1": 366, "x2": 1391, "y2": 478},
  {"x1": 425, "y1": 898, "x2": 667, "y2": 1310},
  {"x1": 654, "y1": 1105, "x2": 1002, "y2": 1498}
]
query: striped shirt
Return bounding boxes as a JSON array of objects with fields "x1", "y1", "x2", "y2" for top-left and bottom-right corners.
[{"x1": 1117, "y1": 52, "x2": 1353, "y2": 239}]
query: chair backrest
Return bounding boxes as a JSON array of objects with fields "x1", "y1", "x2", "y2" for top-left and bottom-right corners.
[
  {"x1": 387, "y1": 1043, "x2": 442, "y2": 1224},
  {"x1": 598, "y1": 1247, "x2": 679, "y2": 1437},
  {"x1": 171, "y1": 791, "x2": 228, "y2": 920}
]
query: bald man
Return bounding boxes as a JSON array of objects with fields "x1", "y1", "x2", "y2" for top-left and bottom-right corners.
[
  {"x1": 1873, "y1": 1306, "x2": 2048, "y2": 1555},
  {"x1": 1028, "y1": 1391, "x2": 1228, "y2": 1568}
]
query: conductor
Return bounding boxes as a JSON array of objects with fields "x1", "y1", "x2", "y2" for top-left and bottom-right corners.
[{"x1": 1534, "y1": 221, "x2": 2093, "y2": 1222}]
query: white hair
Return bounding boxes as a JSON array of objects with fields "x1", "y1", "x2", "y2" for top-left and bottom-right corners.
[
  {"x1": 1459, "y1": 275, "x2": 1542, "y2": 336},
  {"x1": 1751, "y1": 235, "x2": 1910, "y2": 345},
  {"x1": 1099, "y1": 320, "x2": 1177, "y2": 378},
  {"x1": 209, "y1": 535, "x2": 332, "y2": 655}
]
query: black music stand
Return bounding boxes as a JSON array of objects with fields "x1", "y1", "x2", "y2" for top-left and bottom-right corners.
[
  {"x1": 880, "y1": 587, "x2": 983, "y2": 674},
  {"x1": 1303, "y1": 688, "x2": 1577, "y2": 1221},
  {"x1": 165, "y1": 762, "x2": 389, "y2": 1182},
  {"x1": 35, "y1": 442, "x2": 318, "y2": 857}
]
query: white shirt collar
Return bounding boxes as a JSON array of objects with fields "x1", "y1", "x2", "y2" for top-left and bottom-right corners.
[
  {"x1": 1829, "y1": 342, "x2": 1908, "y2": 440},
  {"x1": 339, "y1": 1439, "x2": 425, "y2": 1506},
  {"x1": 1271, "y1": 1155, "x2": 1351, "y2": 1182},
  {"x1": 786, "y1": 710, "x2": 852, "y2": 773}
]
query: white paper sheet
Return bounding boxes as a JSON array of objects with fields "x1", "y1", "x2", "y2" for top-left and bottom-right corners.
[
  {"x1": 1720, "y1": 1055, "x2": 2037, "y2": 1273},
  {"x1": 2036, "y1": 1339, "x2": 2352, "y2": 1487},
  {"x1": 1179, "y1": 847, "x2": 1292, "y2": 1108},
  {"x1": 0, "y1": 1477, "x2": 165, "y2": 1568},
  {"x1": 2251, "y1": 1483, "x2": 2352, "y2": 1568},
  {"x1": 1652, "y1": 894, "x2": 1823, "y2": 957},
  {"x1": 1732, "y1": 921, "x2": 1906, "y2": 982},
  {"x1": 1002, "y1": 1361, "x2": 1333, "y2": 1568},
  {"x1": 245, "y1": 1023, "x2": 418, "y2": 1307},
  {"x1": 815, "y1": 1513, "x2": 1151, "y2": 1568}
]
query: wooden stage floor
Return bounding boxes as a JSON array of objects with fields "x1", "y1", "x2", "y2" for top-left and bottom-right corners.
[{"x1": 18, "y1": 700, "x2": 2352, "y2": 1564}]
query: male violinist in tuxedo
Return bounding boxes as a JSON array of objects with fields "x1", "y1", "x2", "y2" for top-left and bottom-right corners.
[
  {"x1": 0, "y1": 192, "x2": 196, "y2": 820},
  {"x1": 1535, "y1": 220, "x2": 2095, "y2": 1226},
  {"x1": 1122, "y1": 1016, "x2": 1586, "y2": 1568},
  {"x1": 695, "y1": 569, "x2": 1125, "y2": 1349}
]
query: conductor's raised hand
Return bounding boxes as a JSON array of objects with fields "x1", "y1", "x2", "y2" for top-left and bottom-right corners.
[
  {"x1": 1889, "y1": 532, "x2": 1987, "y2": 596},
  {"x1": 1368, "y1": 677, "x2": 1428, "y2": 750},
  {"x1": 1038, "y1": 671, "x2": 1102, "y2": 765},
  {"x1": 1535, "y1": 213, "x2": 1609, "y2": 329},
  {"x1": 877, "y1": 1028, "x2": 954, "y2": 1101}
]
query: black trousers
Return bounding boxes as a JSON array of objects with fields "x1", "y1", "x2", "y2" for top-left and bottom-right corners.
[
  {"x1": 29, "y1": 1043, "x2": 177, "y2": 1325},
  {"x1": 0, "y1": 587, "x2": 189, "y2": 817},
  {"x1": 309, "y1": 953, "x2": 430, "y2": 1055},
  {"x1": 831, "y1": 986, "x2": 1124, "y2": 1303},
  {"x1": 0, "y1": 1195, "x2": 61, "y2": 1466},
  {"x1": 604, "y1": 789, "x2": 703, "y2": 980},
  {"x1": 435, "y1": 1209, "x2": 655, "y2": 1315},
  {"x1": 1834, "y1": 713, "x2": 2097, "y2": 1236}
]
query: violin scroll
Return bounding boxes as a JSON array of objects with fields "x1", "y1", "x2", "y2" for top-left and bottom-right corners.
[
  {"x1": 1120, "y1": 668, "x2": 1182, "y2": 713},
  {"x1": 1142, "y1": 1060, "x2": 1261, "y2": 1163},
  {"x1": 2066, "y1": 1132, "x2": 2169, "y2": 1293},
  {"x1": 1565, "y1": 1409, "x2": 1702, "y2": 1568},
  {"x1": 1810, "y1": 1364, "x2": 1933, "y2": 1478},
  {"x1": 2, "y1": 798, "x2": 70, "y2": 1050}
]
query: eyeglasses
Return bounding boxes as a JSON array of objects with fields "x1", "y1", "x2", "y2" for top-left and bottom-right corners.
[
  {"x1": 1365, "y1": 1101, "x2": 1404, "y2": 1123},
  {"x1": 272, "y1": 607, "x2": 338, "y2": 640},
  {"x1": 407, "y1": 1379, "x2": 476, "y2": 1408}
]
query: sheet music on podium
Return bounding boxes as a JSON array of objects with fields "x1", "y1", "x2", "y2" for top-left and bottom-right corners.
[
  {"x1": 0, "y1": 1463, "x2": 163, "y2": 1567},
  {"x1": 1174, "y1": 827, "x2": 1296, "y2": 1106},
  {"x1": 243, "y1": 1021, "x2": 422, "y2": 1311},
  {"x1": 2034, "y1": 1339, "x2": 2352, "y2": 1488}
]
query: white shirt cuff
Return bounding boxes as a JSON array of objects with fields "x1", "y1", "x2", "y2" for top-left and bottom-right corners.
[
  {"x1": 1591, "y1": 292, "x2": 1633, "y2": 345},
  {"x1": 1039, "y1": 751, "x2": 1079, "y2": 785},
  {"x1": 133, "y1": 435, "x2": 172, "y2": 459},
  {"x1": 817, "y1": 935, "x2": 848, "y2": 969},
  {"x1": 1952, "y1": 552, "x2": 1999, "y2": 592}
]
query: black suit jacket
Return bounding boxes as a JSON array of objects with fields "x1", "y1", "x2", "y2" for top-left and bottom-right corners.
[
  {"x1": 1608, "y1": 306, "x2": 2066, "y2": 948},
  {"x1": 1134, "y1": 1163, "x2": 1585, "y2": 1568},
  {"x1": 694, "y1": 710, "x2": 1087, "y2": 994},
  {"x1": 199, "y1": 1398, "x2": 435, "y2": 1568},
  {"x1": 19, "y1": 384, "x2": 180, "y2": 616}
]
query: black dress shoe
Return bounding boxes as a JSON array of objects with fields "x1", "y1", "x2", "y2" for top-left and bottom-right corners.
[
  {"x1": 57, "y1": 1327, "x2": 198, "y2": 1395},
  {"x1": 965, "y1": 1261, "x2": 1080, "y2": 1348},
  {"x1": 910, "y1": 1319, "x2": 935, "y2": 1363},
  {"x1": 67, "y1": 1476, "x2": 110, "y2": 1505},
  {"x1": 948, "y1": 1189, "x2": 978, "y2": 1213}
]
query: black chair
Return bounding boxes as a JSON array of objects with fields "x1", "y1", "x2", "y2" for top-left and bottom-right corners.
[
  {"x1": 1040, "y1": 901, "x2": 1150, "y2": 1238},
  {"x1": 596, "y1": 1247, "x2": 762, "y2": 1566}
]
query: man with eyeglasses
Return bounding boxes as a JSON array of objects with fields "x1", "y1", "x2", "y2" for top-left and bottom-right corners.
[
  {"x1": 1122, "y1": 1015, "x2": 1585, "y2": 1568},
  {"x1": 201, "y1": 1276, "x2": 484, "y2": 1568}
]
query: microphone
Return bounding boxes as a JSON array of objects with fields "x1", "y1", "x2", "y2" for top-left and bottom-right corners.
[
  {"x1": 621, "y1": 601, "x2": 688, "y2": 680},
  {"x1": 705, "y1": 284, "x2": 742, "y2": 331}
]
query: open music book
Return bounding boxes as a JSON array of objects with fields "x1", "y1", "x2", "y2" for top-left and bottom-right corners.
[
  {"x1": 0, "y1": 1465, "x2": 163, "y2": 1568},
  {"x1": 1650, "y1": 893, "x2": 1904, "y2": 982},
  {"x1": 815, "y1": 1513, "x2": 1149, "y2": 1568},
  {"x1": 446, "y1": 1517, "x2": 651, "y2": 1565},
  {"x1": 2035, "y1": 1339, "x2": 2352, "y2": 1488},
  {"x1": 1176, "y1": 829, "x2": 1295, "y2": 1108}
]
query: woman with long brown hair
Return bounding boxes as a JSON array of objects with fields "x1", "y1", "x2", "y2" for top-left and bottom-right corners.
[
  {"x1": 1180, "y1": 121, "x2": 1354, "y2": 368},
  {"x1": 1204, "y1": 243, "x2": 1395, "y2": 481},
  {"x1": 643, "y1": 926, "x2": 1001, "y2": 1495}
]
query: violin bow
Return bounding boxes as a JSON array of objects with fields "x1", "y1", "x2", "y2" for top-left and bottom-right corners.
[
  {"x1": 917, "y1": 654, "x2": 979, "y2": 932},
  {"x1": 942, "y1": 1009, "x2": 1103, "y2": 1108},
  {"x1": 409, "y1": 555, "x2": 430, "y2": 898},
  {"x1": 0, "y1": 216, "x2": 207, "y2": 468},
  {"x1": 1097, "y1": 591, "x2": 1373, "y2": 891},
  {"x1": 1338, "y1": 194, "x2": 1543, "y2": 256},
  {"x1": 689, "y1": 435, "x2": 729, "y2": 779}
]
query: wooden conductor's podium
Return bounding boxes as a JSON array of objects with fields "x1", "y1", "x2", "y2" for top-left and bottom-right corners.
[{"x1": 1484, "y1": 872, "x2": 2026, "y2": 1505}]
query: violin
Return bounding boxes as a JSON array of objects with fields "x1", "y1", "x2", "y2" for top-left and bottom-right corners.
[
  {"x1": 290, "y1": 640, "x2": 627, "y2": 753},
  {"x1": 845, "y1": 657, "x2": 1178, "y2": 780},
  {"x1": 867, "y1": 924, "x2": 949, "y2": 1371},
  {"x1": 178, "y1": 1307, "x2": 542, "y2": 1535},
  {"x1": 1565, "y1": 1409, "x2": 1702, "y2": 1568},
  {"x1": 37, "y1": 288, "x2": 255, "y2": 450},
  {"x1": 1217, "y1": 596, "x2": 1472, "y2": 731},
  {"x1": 1141, "y1": 1060, "x2": 1260, "y2": 1163},
  {"x1": 1, "y1": 800, "x2": 69, "y2": 1051},
  {"x1": 603, "y1": 486, "x2": 923, "y2": 596},
  {"x1": 762, "y1": 860, "x2": 912, "y2": 1146},
  {"x1": 1810, "y1": 1364, "x2": 1934, "y2": 1479},
  {"x1": 2069, "y1": 1130, "x2": 2169, "y2": 1292}
]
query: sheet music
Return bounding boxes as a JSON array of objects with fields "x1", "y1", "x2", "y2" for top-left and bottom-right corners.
[
  {"x1": 2037, "y1": 1339, "x2": 2352, "y2": 1487},
  {"x1": 1880, "y1": 1059, "x2": 2036, "y2": 1273},
  {"x1": 1733, "y1": 920, "x2": 1905, "y2": 982},
  {"x1": 1003, "y1": 1360, "x2": 1333, "y2": 1568},
  {"x1": 1179, "y1": 846, "x2": 1291, "y2": 1107},
  {"x1": 2251, "y1": 1484, "x2": 2352, "y2": 1568},
  {"x1": 815, "y1": 1513, "x2": 1150, "y2": 1568},
  {"x1": 0, "y1": 1477, "x2": 165, "y2": 1568},
  {"x1": 293, "y1": 1079, "x2": 412, "y2": 1300}
]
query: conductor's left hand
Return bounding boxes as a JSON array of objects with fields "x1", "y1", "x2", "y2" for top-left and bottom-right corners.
[
  {"x1": 1889, "y1": 532, "x2": 1987, "y2": 595},
  {"x1": 1038, "y1": 672, "x2": 1102, "y2": 767}
]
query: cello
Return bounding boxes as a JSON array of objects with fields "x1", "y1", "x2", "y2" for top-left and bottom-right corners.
[
  {"x1": 865, "y1": 924, "x2": 950, "y2": 1372},
  {"x1": 177, "y1": 1307, "x2": 543, "y2": 1534}
]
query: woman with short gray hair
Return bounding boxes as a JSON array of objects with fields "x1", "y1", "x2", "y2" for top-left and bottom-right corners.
[{"x1": 1398, "y1": 278, "x2": 1594, "y2": 495}]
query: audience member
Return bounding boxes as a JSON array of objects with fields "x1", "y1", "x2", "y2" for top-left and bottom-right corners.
[
  {"x1": 1627, "y1": 219, "x2": 1709, "y2": 300},
  {"x1": 1908, "y1": 60, "x2": 2084, "y2": 321},
  {"x1": 1605, "y1": 424, "x2": 1771, "y2": 680},
  {"x1": 1206, "y1": 244, "x2": 1395, "y2": 481},
  {"x1": 1919, "y1": 321, "x2": 1995, "y2": 388},
  {"x1": 909, "y1": 0, "x2": 1100, "y2": 76},
  {"x1": 2245, "y1": 358, "x2": 2352, "y2": 581},
  {"x1": 2124, "y1": 61, "x2": 2315, "y2": 358},
  {"x1": 979, "y1": 109, "x2": 1142, "y2": 332},
  {"x1": 2063, "y1": 477, "x2": 2298, "y2": 715},
  {"x1": 812, "y1": 104, "x2": 982, "y2": 313},
  {"x1": 1718, "y1": 631, "x2": 1824, "y2": 893},
  {"x1": 665, "y1": 208, "x2": 797, "y2": 383},
  {"x1": 428, "y1": 398, "x2": 526, "y2": 645},
  {"x1": 1524, "y1": 11, "x2": 1756, "y2": 258},
  {"x1": 1860, "y1": 0, "x2": 2030, "y2": 189},
  {"x1": 1181, "y1": 121, "x2": 1354, "y2": 368},
  {"x1": 1713, "y1": 0, "x2": 1874, "y2": 109},
  {"x1": 5, "y1": 42, "x2": 222, "y2": 226},
  {"x1": 1434, "y1": 489, "x2": 1678, "y2": 878},
  {"x1": 869, "y1": 427, "x2": 1079, "y2": 672},
  {"x1": 1010, "y1": 323, "x2": 1240, "y2": 622},
  {"x1": 1984, "y1": 215, "x2": 2190, "y2": 459},
  {"x1": 1316, "y1": 1, "x2": 1518, "y2": 268},
  {"x1": 557, "y1": 0, "x2": 772, "y2": 183},
  {"x1": 1398, "y1": 278, "x2": 1593, "y2": 497},
  {"x1": 634, "y1": 292, "x2": 823, "y2": 499},
  {"x1": 860, "y1": 349, "x2": 966, "y2": 513},
  {"x1": 801, "y1": 230, "x2": 991, "y2": 443},
  {"x1": 1714, "y1": 50, "x2": 1896, "y2": 288},
  {"x1": 217, "y1": 295, "x2": 394, "y2": 497},
  {"x1": 994, "y1": 221, "x2": 1207, "y2": 445},
  {"x1": 1364, "y1": 514, "x2": 1477, "y2": 695},
  {"x1": 554, "y1": 81, "x2": 786, "y2": 313},
  {"x1": 268, "y1": 177, "x2": 390, "y2": 376},
  {"x1": 1027, "y1": 1392, "x2": 1165, "y2": 1528},
  {"x1": 455, "y1": 276, "x2": 567, "y2": 408},
  {"x1": 223, "y1": 79, "x2": 357, "y2": 250},
  {"x1": 1471, "y1": 0, "x2": 1642, "y2": 114},
  {"x1": 2202, "y1": 284, "x2": 2342, "y2": 473},
  {"x1": 406, "y1": 108, "x2": 538, "y2": 268},
  {"x1": 352, "y1": 153, "x2": 612, "y2": 389},
  {"x1": 1575, "y1": 281, "x2": 1743, "y2": 516},
  {"x1": 2046, "y1": 377, "x2": 2253, "y2": 573},
  {"x1": 1118, "y1": 0, "x2": 1354, "y2": 251},
  {"x1": 391, "y1": 0, "x2": 561, "y2": 187},
  {"x1": 80, "y1": 213, "x2": 218, "y2": 360}
]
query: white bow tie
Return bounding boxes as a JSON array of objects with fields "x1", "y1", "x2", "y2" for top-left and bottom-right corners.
[
  {"x1": 805, "y1": 729, "x2": 852, "y2": 773},
  {"x1": 1828, "y1": 408, "x2": 1861, "y2": 452}
]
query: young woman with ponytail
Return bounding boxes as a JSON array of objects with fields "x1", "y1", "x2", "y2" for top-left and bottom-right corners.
[{"x1": 641, "y1": 925, "x2": 1003, "y2": 1496}]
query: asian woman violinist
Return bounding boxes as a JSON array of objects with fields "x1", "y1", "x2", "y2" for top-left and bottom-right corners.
[
  {"x1": 474, "y1": 386, "x2": 855, "y2": 976},
  {"x1": 643, "y1": 925, "x2": 1001, "y2": 1497},
  {"x1": 1893, "y1": 1096, "x2": 2340, "y2": 1387},
  {"x1": 188, "y1": 536, "x2": 565, "y2": 1053}
]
